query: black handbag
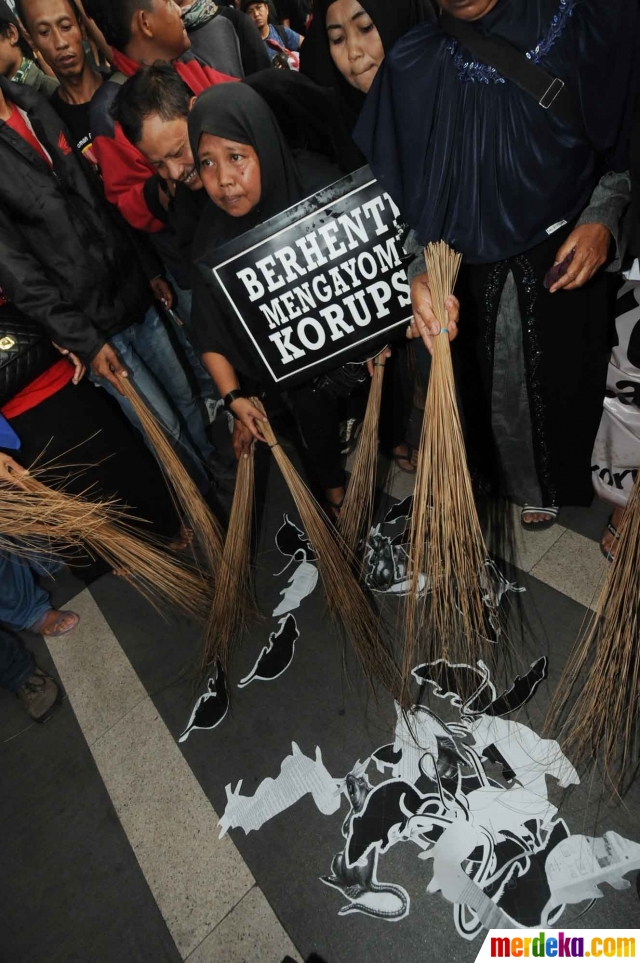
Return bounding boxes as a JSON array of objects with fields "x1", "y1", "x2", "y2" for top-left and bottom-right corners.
[{"x1": 0, "y1": 302, "x2": 60, "y2": 408}]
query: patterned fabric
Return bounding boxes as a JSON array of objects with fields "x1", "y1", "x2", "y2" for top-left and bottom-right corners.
[
  {"x1": 182, "y1": 0, "x2": 219, "y2": 29},
  {"x1": 448, "y1": 0, "x2": 576, "y2": 84}
]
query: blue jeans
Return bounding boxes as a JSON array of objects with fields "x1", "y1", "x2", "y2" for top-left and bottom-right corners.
[
  {"x1": 89, "y1": 306, "x2": 214, "y2": 492},
  {"x1": 168, "y1": 278, "x2": 218, "y2": 404},
  {"x1": 0, "y1": 551, "x2": 60, "y2": 632},
  {"x1": 0, "y1": 625, "x2": 33, "y2": 693}
]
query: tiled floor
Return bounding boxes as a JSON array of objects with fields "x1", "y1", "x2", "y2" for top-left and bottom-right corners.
[{"x1": 3, "y1": 455, "x2": 639, "y2": 963}]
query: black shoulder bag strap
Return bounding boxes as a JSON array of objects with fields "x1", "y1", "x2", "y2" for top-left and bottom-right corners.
[{"x1": 439, "y1": 11, "x2": 585, "y2": 135}]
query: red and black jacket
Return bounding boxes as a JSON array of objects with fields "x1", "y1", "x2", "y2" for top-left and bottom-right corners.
[
  {"x1": 89, "y1": 50, "x2": 237, "y2": 235},
  {"x1": 0, "y1": 78, "x2": 152, "y2": 363}
]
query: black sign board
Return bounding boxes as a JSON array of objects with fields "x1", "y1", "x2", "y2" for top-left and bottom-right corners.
[{"x1": 197, "y1": 166, "x2": 413, "y2": 388}]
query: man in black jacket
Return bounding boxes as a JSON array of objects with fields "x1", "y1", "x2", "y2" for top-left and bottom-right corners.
[{"x1": 0, "y1": 76, "x2": 214, "y2": 488}]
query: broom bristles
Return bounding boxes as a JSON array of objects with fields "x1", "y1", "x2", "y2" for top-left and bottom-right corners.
[
  {"x1": 201, "y1": 445, "x2": 257, "y2": 674},
  {"x1": 117, "y1": 374, "x2": 224, "y2": 579},
  {"x1": 251, "y1": 397, "x2": 402, "y2": 699},
  {"x1": 1, "y1": 472, "x2": 209, "y2": 620},
  {"x1": 403, "y1": 242, "x2": 499, "y2": 705},
  {"x1": 338, "y1": 352, "x2": 386, "y2": 557},
  {"x1": 545, "y1": 471, "x2": 640, "y2": 791}
]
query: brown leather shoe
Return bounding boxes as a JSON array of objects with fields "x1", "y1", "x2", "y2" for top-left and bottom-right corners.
[{"x1": 16, "y1": 666, "x2": 62, "y2": 723}]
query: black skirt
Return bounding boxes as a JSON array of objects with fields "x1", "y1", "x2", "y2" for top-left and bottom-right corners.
[{"x1": 456, "y1": 223, "x2": 614, "y2": 507}]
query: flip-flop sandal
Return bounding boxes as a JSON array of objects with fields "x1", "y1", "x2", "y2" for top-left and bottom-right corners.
[
  {"x1": 600, "y1": 515, "x2": 620, "y2": 562},
  {"x1": 30, "y1": 609, "x2": 80, "y2": 637},
  {"x1": 521, "y1": 505, "x2": 559, "y2": 531},
  {"x1": 393, "y1": 443, "x2": 417, "y2": 475}
]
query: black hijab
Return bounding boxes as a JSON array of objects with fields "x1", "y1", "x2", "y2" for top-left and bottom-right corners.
[
  {"x1": 188, "y1": 82, "x2": 303, "y2": 252},
  {"x1": 300, "y1": 0, "x2": 436, "y2": 127},
  {"x1": 189, "y1": 81, "x2": 344, "y2": 376}
]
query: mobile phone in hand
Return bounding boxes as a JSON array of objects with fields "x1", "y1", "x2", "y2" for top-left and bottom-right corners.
[{"x1": 544, "y1": 249, "x2": 575, "y2": 289}]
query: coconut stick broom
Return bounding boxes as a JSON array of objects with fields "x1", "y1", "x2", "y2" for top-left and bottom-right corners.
[
  {"x1": 545, "y1": 471, "x2": 640, "y2": 792},
  {"x1": 250, "y1": 397, "x2": 402, "y2": 699},
  {"x1": 338, "y1": 351, "x2": 387, "y2": 557},
  {"x1": 116, "y1": 374, "x2": 224, "y2": 580},
  {"x1": 201, "y1": 444, "x2": 257, "y2": 674},
  {"x1": 403, "y1": 242, "x2": 500, "y2": 703},
  {"x1": 0, "y1": 472, "x2": 209, "y2": 620}
]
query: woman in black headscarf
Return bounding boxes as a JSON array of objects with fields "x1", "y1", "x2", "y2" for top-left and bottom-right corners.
[
  {"x1": 300, "y1": 0, "x2": 436, "y2": 130},
  {"x1": 188, "y1": 82, "x2": 363, "y2": 513},
  {"x1": 356, "y1": 0, "x2": 636, "y2": 527}
]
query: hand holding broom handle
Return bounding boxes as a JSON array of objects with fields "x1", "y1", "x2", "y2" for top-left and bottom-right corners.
[
  {"x1": 402, "y1": 242, "x2": 501, "y2": 706},
  {"x1": 338, "y1": 350, "x2": 387, "y2": 556},
  {"x1": 251, "y1": 396, "x2": 403, "y2": 700}
]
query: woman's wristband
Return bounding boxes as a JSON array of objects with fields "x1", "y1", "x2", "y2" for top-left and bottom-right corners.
[{"x1": 223, "y1": 389, "x2": 245, "y2": 414}]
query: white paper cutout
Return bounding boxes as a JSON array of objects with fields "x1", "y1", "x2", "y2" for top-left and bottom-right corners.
[
  {"x1": 219, "y1": 659, "x2": 640, "y2": 939},
  {"x1": 218, "y1": 742, "x2": 341, "y2": 837},
  {"x1": 272, "y1": 561, "x2": 319, "y2": 616}
]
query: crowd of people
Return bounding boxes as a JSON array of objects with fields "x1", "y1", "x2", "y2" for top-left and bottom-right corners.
[{"x1": 0, "y1": 0, "x2": 637, "y2": 725}]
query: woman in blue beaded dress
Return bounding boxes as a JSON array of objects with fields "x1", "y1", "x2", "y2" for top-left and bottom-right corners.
[{"x1": 355, "y1": 0, "x2": 636, "y2": 528}]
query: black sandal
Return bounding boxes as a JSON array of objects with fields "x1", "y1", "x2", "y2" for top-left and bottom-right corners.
[
  {"x1": 600, "y1": 515, "x2": 620, "y2": 562},
  {"x1": 521, "y1": 505, "x2": 559, "y2": 531}
]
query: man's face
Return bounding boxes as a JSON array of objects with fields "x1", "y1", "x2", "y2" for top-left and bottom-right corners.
[
  {"x1": 22, "y1": 0, "x2": 85, "y2": 79},
  {"x1": 439, "y1": 0, "x2": 500, "y2": 20},
  {"x1": 145, "y1": 0, "x2": 190, "y2": 60},
  {"x1": 138, "y1": 112, "x2": 202, "y2": 190},
  {"x1": 0, "y1": 26, "x2": 22, "y2": 78},
  {"x1": 246, "y1": 2, "x2": 269, "y2": 32}
]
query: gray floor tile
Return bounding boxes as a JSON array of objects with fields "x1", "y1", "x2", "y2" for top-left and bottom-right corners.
[
  {"x1": 186, "y1": 886, "x2": 302, "y2": 963},
  {"x1": 91, "y1": 697, "x2": 255, "y2": 958},
  {"x1": 45, "y1": 588, "x2": 147, "y2": 746},
  {"x1": 530, "y1": 529, "x2": 609, "y2": 610}
]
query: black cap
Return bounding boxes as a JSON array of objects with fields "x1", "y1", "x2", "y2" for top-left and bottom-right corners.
[{"x1": 240, "y1": 0, "x2": 265, "y2": 11}]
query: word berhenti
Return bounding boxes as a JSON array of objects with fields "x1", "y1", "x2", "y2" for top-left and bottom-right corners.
[{"x1": 207, "y1": 173, "x2": 412, "y2": 386}]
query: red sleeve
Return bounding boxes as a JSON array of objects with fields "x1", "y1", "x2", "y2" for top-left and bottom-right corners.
[{"x1": 92, "y1": 123, "x2": 165, "y2": 234}]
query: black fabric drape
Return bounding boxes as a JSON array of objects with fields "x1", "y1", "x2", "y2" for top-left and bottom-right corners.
[{"x1": 456, "y1": 224, "x2": 614, "y2": 507}]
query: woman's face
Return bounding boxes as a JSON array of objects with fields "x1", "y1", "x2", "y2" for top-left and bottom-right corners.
[
  {"x1": 439, "y1": 0, "x2": 500, "y2": 20},
  {"x1": 198, "y1": 133, "x2": 262, "y2": 217},
  {"x1": 325, "y1": 0, "x2": 384, "y2": 94}
]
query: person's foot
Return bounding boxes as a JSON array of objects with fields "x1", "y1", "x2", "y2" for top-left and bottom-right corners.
[
  {"x1": 16, "y1": 666, "x2": 62, "y2": 723},
  {"x1": 521, "y1": 505, "x2": 559, "y2": 530},
  {"x1": 29, "y1": 609, "x2": 80, "y2": 637},
  {"x1": 392, "y1": 442, "x2": 418, "y2": 474},
  {"x1": 169, "y1": 526, "x2": 194, "y2": 551},
  {"x1": 601, "y1": 506, "x2": 624, "y2": 561}
]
